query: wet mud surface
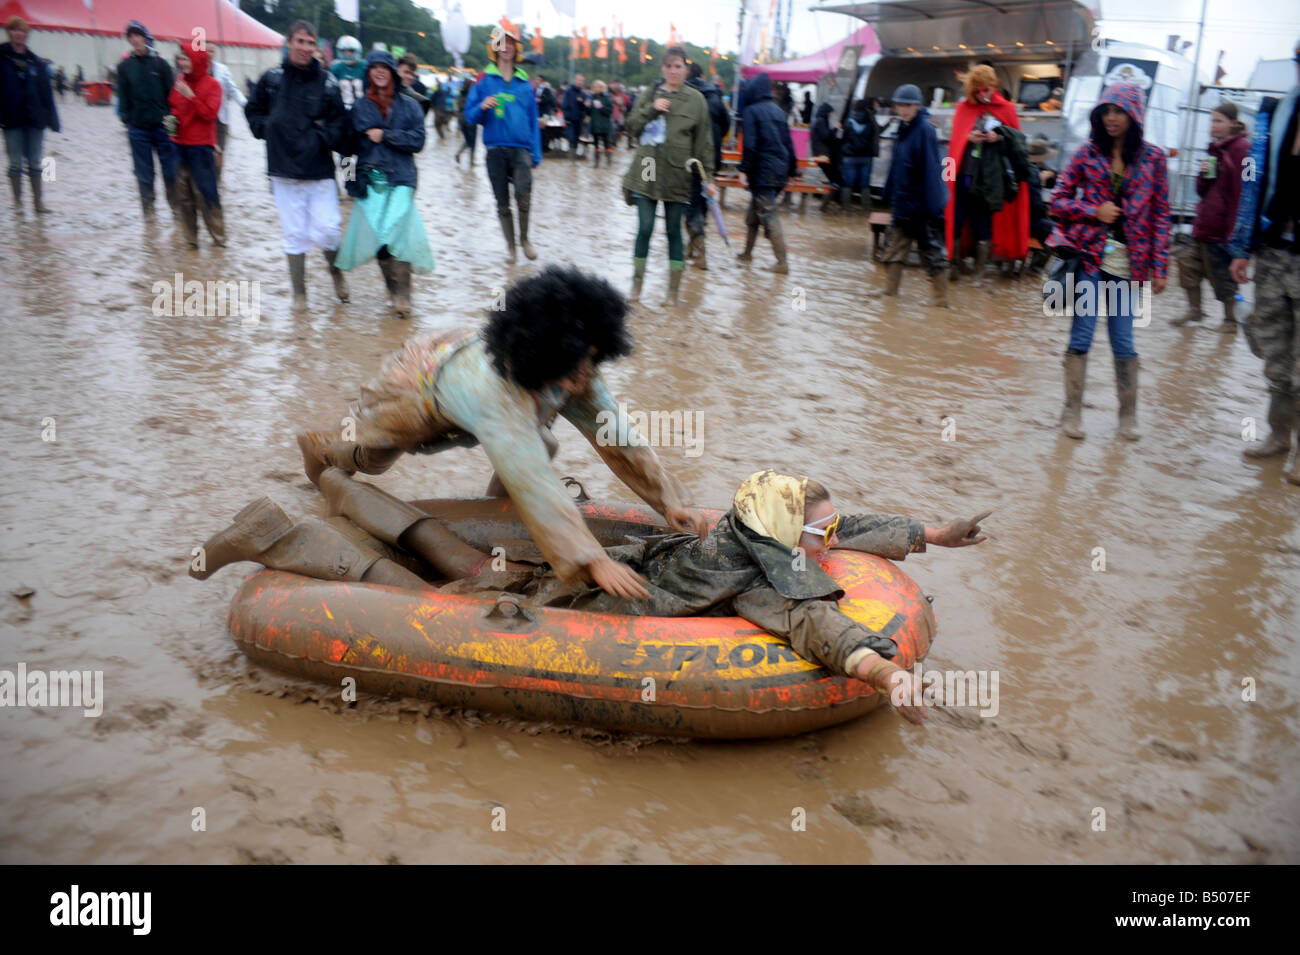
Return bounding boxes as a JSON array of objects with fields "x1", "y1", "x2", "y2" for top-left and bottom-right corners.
[{"x1": 1, "y1": 104, "x2": 1297, "y2": 863}]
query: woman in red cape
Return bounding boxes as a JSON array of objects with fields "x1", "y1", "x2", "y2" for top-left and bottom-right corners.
[{"x1": 945, "y1": 65, "x2": 1029, "y2": 277}]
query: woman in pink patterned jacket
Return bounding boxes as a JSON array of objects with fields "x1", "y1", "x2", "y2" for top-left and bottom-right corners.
[{"x1": 1049, "y1": 81, "x2": 1171, "y2": 442}]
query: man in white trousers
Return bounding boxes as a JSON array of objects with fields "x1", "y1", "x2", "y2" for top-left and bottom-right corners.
[{"x1": 245, "y1": 20, "x2": 350, "y2": 309}]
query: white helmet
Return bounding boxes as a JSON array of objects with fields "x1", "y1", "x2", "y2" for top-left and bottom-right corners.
[{"x1": 336, "y1": 36, "x2": 361, "y2": 63}]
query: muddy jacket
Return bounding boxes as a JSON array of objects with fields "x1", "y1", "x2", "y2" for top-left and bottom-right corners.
[
  {"x1": 361, "y1": 331, "x2": 692, "y2": 585},
  {"x1": 1048, "y1": 83, "x2": 1171, "y2": 281},
  {"x1": 117, "y1": 49, "x2": 173, "y2": 129},
  {"x1": 621, "y1": 81, "x2": 714, "y2": 203},
  {"x1": 1192, "y1": 132, "x2": 1249, "y2": 244},
  {"x1": 526, "y1": 509, "x2": 928, "y2": 676},
  {"x1": 245, "y1": 57, "x2": 348, "y2": 180},
  {"x1": 0, "y1": 42, "x2": 59, "y2": 131},
  {"x1": 739, "y1": 74, "x2": 797, "y2": 191}
]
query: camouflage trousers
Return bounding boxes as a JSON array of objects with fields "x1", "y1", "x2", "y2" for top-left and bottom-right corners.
[
  {"x1": 1246, "y1": 246, "x2": 1300, "y2": 396},
  {"x1": 1175, "y1": 236, "x2": 1236, "y2": 302}
]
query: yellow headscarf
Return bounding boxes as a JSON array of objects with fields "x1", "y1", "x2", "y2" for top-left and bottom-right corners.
[{"x1": 733, "y1": 469, "x2": 807, "y2": 551}]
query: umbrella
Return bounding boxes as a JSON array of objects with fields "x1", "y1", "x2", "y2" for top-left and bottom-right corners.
[{"x1": 687, "y1": 158, "x2": 730, "y2": 248}]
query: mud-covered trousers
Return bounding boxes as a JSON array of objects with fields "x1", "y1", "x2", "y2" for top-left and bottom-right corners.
[
  {"x1": 746, "y1": 188, "x2": 783, "y2": 238},
  {"x1": 1247, "y1": 245, "x2": 1300, "y2": 399},
  {"x1": 485, "y1": 145, "x2": 531, "y2": 217},
  {"x1": 881, "y1": 215, "x2": 948, "y2": 275}
]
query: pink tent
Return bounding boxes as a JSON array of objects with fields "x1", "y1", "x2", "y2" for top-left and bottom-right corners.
[
  {"x1": 741, "y1": 23, "x2": 878, "y2": 82},
  {"x1": 0, "y1": 0, "x2": 283, "y2": 48}
]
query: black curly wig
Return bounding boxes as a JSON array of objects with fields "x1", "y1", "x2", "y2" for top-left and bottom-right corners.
[{"x1": 483, "y1": 265, "x2": 633, "y2": 391}]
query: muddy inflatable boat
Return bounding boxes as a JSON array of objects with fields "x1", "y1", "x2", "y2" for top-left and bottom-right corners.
[{"x1": 227, "y1": 499, "x2": 936, "y2": 738}]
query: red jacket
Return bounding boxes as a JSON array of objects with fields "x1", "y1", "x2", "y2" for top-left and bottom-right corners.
[
  {"x1": 167, "y1": 42, "x2": 221, "y2": 147},
  {"x1": 1192, "y1": 132, "x2": 1249, "y2": 244},
  {"x1": 945, "y1": 90, "x2": 1030, "y2": 261}
]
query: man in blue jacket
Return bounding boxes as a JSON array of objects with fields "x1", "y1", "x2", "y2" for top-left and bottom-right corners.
[
  {"x1": 561, "y1": 73, "x2": 589, "y2": 157},
  {"x1": 737, "y1": 72, "x2": 796, "y2": 273},
  {"x1": 1, "y1": 15, "x2": 59, "y2": 214},
  {"x1": 466, "y1": 26, "x2": 542, "y2": 263},
  {"x1": 1229, "y1": 41, "x2": 1300, "y2": 484},
  {"x1": 881, "y1": 84, "x2": 950, "y2": 307}
]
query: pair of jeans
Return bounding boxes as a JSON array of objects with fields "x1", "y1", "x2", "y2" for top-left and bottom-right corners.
[
  {"x1": 485, "y1": 146, "x2": 531, "y2": 215},
  {"x1": 1067, "y1": 270, "x2": 1139, "y2": 359},
  {"x1": 841, "y1": 156, "x2": 873, "y2": 192},
  {"x1": 952, "y1": 183, "x2": 993, "y2": 249},
  {"x1": 633, "y1": 195, "x2": 685, "y2": 262},
  {"x1": 127, "y1": 123, "x2": 177, "y2": 199},
  {"x1": 4, "y1": 126, "x2": 44, "y2": 177}
]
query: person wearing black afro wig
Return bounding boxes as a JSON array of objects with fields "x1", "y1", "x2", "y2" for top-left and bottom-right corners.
[{"x1": 295, "y1": 265, "x2": 709, "y2": 599}]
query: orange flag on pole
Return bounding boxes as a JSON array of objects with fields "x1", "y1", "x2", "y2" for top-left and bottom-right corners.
[
  {"x1": 531, "y1": 28, "x2": 544, "y2": 54},
  {"x1": 596, "y1": 28, "x2": 608, "y2": 59},
  {"x1": 579, "y1": 27, "x2": 591, "y2": 59}
]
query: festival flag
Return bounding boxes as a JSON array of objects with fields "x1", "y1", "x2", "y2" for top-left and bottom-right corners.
[
  {"x1": 614, "y1": 26, "x2": 626, "y2": 65},
  {"x1": 669, "y1": 23, "x2": 678, "y2": 45},
  {"x1": 596, "y1": 27, "x2": 608, "y2": 59},
  {"x1": 530, "y1": 28, "x2": 544, "y2": 54},
  {"x1": 578, "y1": 27, "x2": 591, "y2": 59},
  {"x1": 570, "y1": 33, "x2": 580, "y2": 58},
  {"x1": 639, "y1": 39, "x2": 649, "y2": 64}
]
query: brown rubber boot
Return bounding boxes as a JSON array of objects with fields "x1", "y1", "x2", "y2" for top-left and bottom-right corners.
[
  {"x1": 323, "y1": 248, "x2": 350, "y2": 302},
  {"x1": 694, "y1": 242, "x2": 708, "y2": 270},
  {"x1": 767, "y1": 217, "x2": 790, "y2": 274},
  {"x1": 201, "y1": 201, "x2": 226, "y2": 247},
  {"x1": 1061, "y1": 351, "x2": 1087, "y2": 440},
  {"x1": 8, "y1": 173, "x2": 21, "y2": 212},
  {"x1": 737, "y1": 226, "x2": 758, "y2": 263},
  {"x1": 377, "y1": 256, "x2": 398, "y2": 300},
  {"x1": 884, "y1": 261, "x2": 903, "y2": 296},
  {"x1": 628, "y1": 257, "x2": 647, "y2": 303},
  {"x1": 498, "y1": 211, "x2": 517, "y2": 263},
  {"x1": 686, "y1": 233, "x2": 702, "y2": 260},
  {"x1": 930, "y1": 268, "x2": 951, "y2": 308},
  {"x1": 972, "y1": 239, "x2": 991, "y2": 282},
  {"x1": 1243, "y1": 392, "x2": 1294, "y2": 459},
  {"x1": 287, "y1": 253, "x2": 307, "y2": 310},
  {"x1": 1115, "y1": 356, "x2": 1140, "y2": 441},
  {"x1": 297, "y1": 431, "x2": 404, "y2": 486},
  {"x1": 177, "y1": 181, "x2": 199, "y2": 248},
  {"x1": 1171, "y1": 285, "x2": 1202, "y2": 326},
  {"x1": 1217, "y1": 296, "x2": 1238, "y2": 333},
  {"x1": 391, "y1": 260, "x2": 412, "y2": 319},
  {"x1": 189, "y1": 496, "x2": 427, "y2": 587},
  {"x1": 517, "y1": 202, "x2": 538, "y2": 260}
]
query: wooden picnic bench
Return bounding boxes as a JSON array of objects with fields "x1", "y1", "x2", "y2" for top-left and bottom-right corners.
[{"x1": 715, "y1": 150, "x2": 834, "y2": 212}]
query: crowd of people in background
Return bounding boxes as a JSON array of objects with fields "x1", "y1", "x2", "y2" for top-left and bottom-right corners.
[{"x1": 3, "y1": 16, "x2": 1298, "y2": 484}]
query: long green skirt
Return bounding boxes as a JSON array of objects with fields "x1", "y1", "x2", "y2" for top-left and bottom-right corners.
[{"x1": 336, "y1": 168, "x2": 435, "y2": 274}]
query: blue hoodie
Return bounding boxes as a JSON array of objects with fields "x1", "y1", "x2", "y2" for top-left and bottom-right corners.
[{"x1": 465, "y1": 62, "x2": 541, "y2": 166}]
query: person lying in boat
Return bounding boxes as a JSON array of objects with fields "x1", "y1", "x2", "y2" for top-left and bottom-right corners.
[
  {"x1": 296, "y1": 265, "x2": 710, "y2": 600},
  {"x1": 485, "y1": 469, "x2": 992, "y2": 725}
]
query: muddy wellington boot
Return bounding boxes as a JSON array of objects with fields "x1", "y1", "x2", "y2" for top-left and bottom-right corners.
[
  {"x1": 188, "y1": 496, "x2": 427, "y2": 588},
  {"x1": 972, "y1": 239, "x2": 991, "y2": 283},
  {"x1": 1171, "y1": 285, "x2": 1202, "y2": 326},
  {"x1": 201, "y1": 202, "x2": 226, "y2": 247},
  {"x1": 662, "y1": 263, "x2": 684, "y2": 307},
  {"x1": 287, "y1": 253, "x2": 307, "y2": 310},
  {"x1": 737, "y1": 225, "x2": 759, "y2": 263},
  {"x1": 1061, "y1": 351, "x2": 1087, "y2": 440},
  {"x1": 767, "y1": 220, "x2": 790, "y2": 274},
  {"x1": 686, "y1": 232, "x2": 702, "y2": 261},
  {"x1": 377, "y1": 255, "x2": 398, "y2": 303},
  {"x1": 628, "y1": 257, "x2": 647, "y2": 303},
  {"x1": 1243, "y1": 391, "x2": 1294, "y2": 460},
  {"x1": 1287, "y1": 400, "x2": 1300, "y2": 486},
  {"x1": 297, "y1": 431, "x2": 404, "y2": 486},
  {"x1": 8, "y1": 173, "x2": 21, "y2": 212},
  {"x1": 1217, "y1": 296, "x2": 1238, "y2": 333},
  {"x1": 517, "y1": 202, "x2": 538, "y2": 260},
  {"x1": 323, "y1": 249, "x2": 350, "y2": 302},
  {"x1": 1115, "y1": 356, "x2": 1140, "y2": 441},
  {"x1": 498, "y1": 210, "x2": 517, "y2": 264},
  {"x1": 391, "y1": 260, "x2": 412, "y2": 319},
  {"x1": 28, "y1": 174, "x2": 49, "y2": 214},
  {"x1": 694, "y1": 241, "x2": 708, "y2": 271},
  {"x1": 930, "y1": 268, "x2": 951, "y2": 308}
]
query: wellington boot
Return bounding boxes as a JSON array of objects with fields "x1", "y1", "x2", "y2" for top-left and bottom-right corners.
[
  {"x1": 884, "y1": 261, "x2": 903, "y2": 296},
  {"x1": 1115, "y1": 356, "x2": 1140, "y2": 441},
  {"x1": 972, "y1": 239, "x2": 991, "y2": 282},
  {"x1": 1217, "y1": 297, "x2": 1238, "y2": 333},
  {"x1": 1288, "y1": 402, "x2": 1300, "y2": 485},
  {"x1": 517, "y1": 204, "x2": 538, "y2": 260},
  {"x1": 377, "y1": 256, "x2": 398, "y2": 299},
  {"x1": 1061, "y1": 351, "x2": 1087, "y2": 440},
  {"x1": 498, "y1": 211, "x2": 517, "y2": 263},
  {"x1": 1243, "y1": 392, "x2": 1294, "y2": 459},
  {"x1": 163, "y1": 177, "x2": 179, "y2": 213},
  {"x1": 767, "y1": 221, "x2": 789, "y2": 274},
  {"x1": 189, "y1": 495, "x2": 427, "y2": 587},
  {"x1": 1171, "y1": 285, "x2": 1202, "y2": 326},
  {"x1": 686, "y1": 233, "x2": 702, "y2": 260},
  {"x1": 287, "y1": 253, "x2": 307, "y2": 310},
  {"x1": 323, "y1": 248, "x2": 350, "y2": 302},
  {"x1": 628, "y1": 257, "x2": 647, "y2": 303},
  {"x1": 297, "y1": 432, "x2": 404, "y2": 486},
  {"x1": 391, "y1": 260, "x2": 412, "y2": 319},
  {"x1": 737, "y1": 226, "x2": 758, "y2": 263},
  {"x1": 8, "y1": 173, "x2": 21, "y2": 212},
  {"x1": 177, "y1": 184, "x2": 199, "y2": 247},
  {"x1": 662, "y1": 265, "x2": 684, "y2": 307},
  {"x1": 930, "y1": 268, "x2": 951, "y2": 308},
  {"x1": 694, "y1": 243, "x2": 708, "y2": 270},
  {"x1": 201, "y1": 201, "x2": 226, "y2": 247},
  {"x1": 29, "y1": 174, "x2": 49, "y2": 214}
]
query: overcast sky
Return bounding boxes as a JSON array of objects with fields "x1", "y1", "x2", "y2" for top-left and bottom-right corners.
[{"x1": 426, "y1": 0, "x2": 1299, "y2": 85}]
